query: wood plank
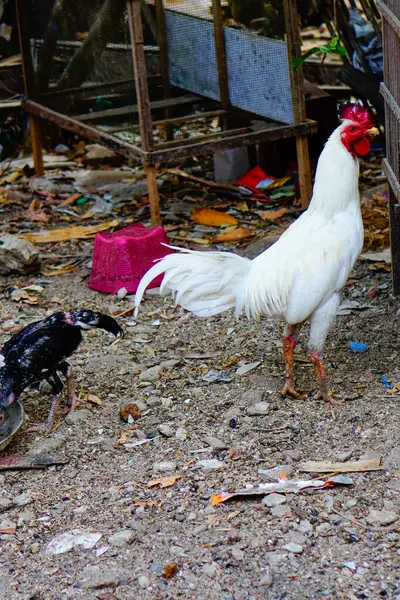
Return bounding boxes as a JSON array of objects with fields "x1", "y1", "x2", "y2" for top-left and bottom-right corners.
[
  {"x1": 150, "y1": 119, "x2": 317, "y2": 163},
  {"x1": 376, "y1": 0, "x2": 400, "y2": 35},
  {"x1": 74, "y1": 94, "x2": 201, "y2": 122},
  {"x1": 24, "y1": 99, "x2": 146, "y2": 160}
]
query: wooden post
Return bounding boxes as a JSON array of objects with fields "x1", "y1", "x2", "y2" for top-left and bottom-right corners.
[
  {"x1": 15, "y1": 0, "x2": 44, "y2": 176},
  {"x1": 212, "y1": 0, "x2": 230, "y2": 129},
  {"x1": 154, "y1": 0, "x2": 173, "y2": 141},
  {"x1": 127, "y1": 0, "x2": 162, "y2": 225},
  {"x1": 283, "y1": 0, "x2": 312, "y2": 210}
]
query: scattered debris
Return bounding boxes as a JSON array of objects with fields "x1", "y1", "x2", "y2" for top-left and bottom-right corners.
[
  {"x1": 349, "y1": 342, "x2": 368, "y2": 353},
  {"x1": 147, "y1": 475, "x2": 183, "y2": 488},
  {"x1": 0, "y1": 454, "x2": 69, "y2": 470},
  {"x1": 299, "y1": 457, "x2": 383, "y2": 473},
  {"x1": 162, "y1": 563, "x2": 179, "y2": 579},
  {"x1": 46, "y1": 529, "x2": 102, "y2": 555},
  {"x1": 119, "y1": 403, "x2": 142, "y2": 423},
  {"x1": 0, "y1": 234, "x2": 40, "y2": 275},
  {"x1": 210, "y1": 475, "x2": 353, "y2": 505}
]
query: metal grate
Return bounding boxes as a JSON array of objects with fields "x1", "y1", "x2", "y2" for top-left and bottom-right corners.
[
  {"x1": 16, "y1": 0, "x2": 316, "y2": 223},
  {"x1": 377, "y1": 0, "x2": 400, "y2": 292}
]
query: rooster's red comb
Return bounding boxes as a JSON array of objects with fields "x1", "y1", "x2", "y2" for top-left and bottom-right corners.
[{"x1": 338, "y1": 102, "x2": 374, "y2": 126}]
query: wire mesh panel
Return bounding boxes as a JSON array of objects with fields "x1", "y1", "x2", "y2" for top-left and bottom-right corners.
[
  {"x1": 164, "y1": 7, "x2": 294, "y2": 124},
  {"x1": 377, "y1": 0, "x2": 400, "y2": 292}
]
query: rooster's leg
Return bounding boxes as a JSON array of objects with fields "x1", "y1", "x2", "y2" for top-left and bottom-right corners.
[
  {"x1": 309, "y1": 351, "x2": 342, "y2": 406},
  {"x1": 281, "y1": 324, "x2": 305, "y2": 400},
  {"x1": 58, "y1": 361, "x2": 79, "y2": 413},
  {"x1": 308, "y1": 293, "x2": 342, "y2": 406},
  {"x1": 28, "y1": 372, "x2": 64, "y2": 433}
]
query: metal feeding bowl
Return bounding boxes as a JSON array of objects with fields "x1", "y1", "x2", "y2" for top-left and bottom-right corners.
[{"x1": 0, "y1": 401, "x2": 24, "y2": 452}]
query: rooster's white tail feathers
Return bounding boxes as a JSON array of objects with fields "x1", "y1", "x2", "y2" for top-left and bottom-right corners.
[{"x1": 134, "y1": 246, "x2": 251, "y2": 318}]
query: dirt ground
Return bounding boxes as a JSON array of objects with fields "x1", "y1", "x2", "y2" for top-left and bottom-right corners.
[
  {"x1": 0, "y1": 146, "x2": 398, "y2": 599},
  {"x1": 0, "y1": 248, "x2": 399, "y2": 599}
]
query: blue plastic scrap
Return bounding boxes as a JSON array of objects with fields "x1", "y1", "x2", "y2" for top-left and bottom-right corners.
[
  {"x1": 381, "y1": 376, "x2": 393, "y2": 389},
  {"x1": 349, "y1": 342, "x2": 368, "y2": 353}
]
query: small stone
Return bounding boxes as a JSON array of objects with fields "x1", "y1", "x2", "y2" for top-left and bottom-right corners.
[
  {"x1": 146, "y1": 397, "x2": 162, "y2": 408},
  {"x1": 316, "y1": 522, "x2": 332, "y2": 535},
  {"x1": 0, "y1": 234, "x2": 40, "y2": 275},
  {"x1": 153, "y1": 461, "x2": 176, "y2": 473},
  {"x1": 139, "y1": 365, "x2": 162, "y2": 382},
  {"x1": 246, "y1": 402, "x2": 269, "y2": 416},
  {"x1": 335, "y1": 451, "x2": 353, "y2": 461},
  {"x1": 259, "y1": 465, "x2": 294, "y2": 479},
  {"x1": 150, "y1": 564, "x2": 163, "y2": 574},
  {"x1": 271, "y1": 504, "x2": 292, "y2": 518},
  {"x1": 344, "y1": 499, "x2": 357, "y2": 510},
  {"x1": 262, "y1": 493, "x2": 287, "y2": 508},
  {"x1": 196, "y1": 459, "x2": 224, "y2": 470},
  {"x1": 17, "y1": 509, "x2": 35, "y2": 526},
  {"x1": 283, "y1": 450, "x2": 301, "y2": 462},
  {"x1": 0, "y1": 498, "x2": 13, "y2": 513},
  {"x1": 175, "y1": 427, "x2": 187, "y2": 440},
  {"x1": 258, "y1": 568, "x2": 273, "y2": 588},
  {"x1": 242, "y1": 388, "x2": 263, "y2": 404},
  {"x1": 170, "y1": 545, "x2": 185, "y2": 556},
  {"x1": 12, "y1": 492, "x2": 32, "y2": 507},
  {"x1": 30, "y1": 543, "x2": 40, "y2": 554},
  {"x1": 265, "y1": 552, "x2": 288, "y2": 567},
  {"x1": 138, "y1": 575, "x2": 150, "y2": 588},
  {"x1": 298, "y1": 519, "x2": 313, "y2": 533},
  {"x1": 158, "y1": 424, "x2": 174, "y2": 438},
  {"x1": 108, "y1": 530, "x2": 136, "y2": 547},
  {"x1": 76, "y1": 566, "x2": 129, "y2": 589},
  {"x1": 231, "y1": 547, "x2": 245, "y2": 560},
  {"x1": 203, "y1": 563, "x2": 219, "y2": 578},
  {"x1": 65, "y1": 409, "x2": 91, "y2": 425},
  {"x1": 202, "y1": 435, "x2": 228, "y2": 450},
  {"x1": 0, "y1": 518, "x2": 16, "y2": 534},
  {"x1": 160, "y1": 359, "x2": 180, "y2": 369},
  {"x1": 359, "y1": 449, "x2": 382, "y2": 461},
  {"x1": 283, "y1": 542, "x2": 303, "y2": 554},
  {"x1": 365, "y1": 509, "x2": 398, "y2": 526}
]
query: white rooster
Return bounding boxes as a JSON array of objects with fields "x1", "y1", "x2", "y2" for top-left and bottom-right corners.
[{"x1": 135, "y1": 103, "x2": 378, "y2": 405}]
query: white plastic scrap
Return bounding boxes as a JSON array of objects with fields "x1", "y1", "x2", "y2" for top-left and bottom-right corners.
[{"x1": 46, "y1": 528, "x2": 102, "y2": 555}]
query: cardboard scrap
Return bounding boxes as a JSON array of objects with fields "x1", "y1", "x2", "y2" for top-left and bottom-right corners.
[
  {"x1": 299, "y1": 457, "x2": 383, "y2": 473},
  {"x1": 210, "y1": 474, "x2": 353, "y2": 505},
  {"x1": 18, "y1": 219, "x2": 119, "y2": 243}
]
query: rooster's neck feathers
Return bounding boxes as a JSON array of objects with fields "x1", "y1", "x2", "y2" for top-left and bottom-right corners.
[{"x1": 308, "y1": 120, "x2": 360, "y2": 217}]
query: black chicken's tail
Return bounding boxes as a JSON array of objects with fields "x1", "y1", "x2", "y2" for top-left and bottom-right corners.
[{"x1": 71, "y1": 310, "x2": 123, "y2": 337}]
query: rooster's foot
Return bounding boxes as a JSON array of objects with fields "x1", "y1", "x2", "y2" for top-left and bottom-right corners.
[
  {"x1": 63, "y1": 393, "x2": 79, "y2": 415},
  {"x1": 314, "y1": 389, "x2": 343, "y2": 406},
  {"x1": 281, "y1": 380, "x2": 306, "y2": 400}
]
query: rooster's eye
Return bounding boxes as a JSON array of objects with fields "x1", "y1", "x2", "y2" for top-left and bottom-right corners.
[{"x1": 348, "y1": 126, "x2": 357, "y2": 132}]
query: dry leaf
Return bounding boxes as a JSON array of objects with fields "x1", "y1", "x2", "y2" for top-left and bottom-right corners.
[
  {"x1": 119, "y1": 403, "x2": 141, "y2": 422},
  {"x1": 147, "y1": 474, "x2": 182, "y2": 489},
  {"x1": 59, "y1": 193, "x2": 82, "y2": 206},
  {"x1": 213, "y1": 227, "x2": 252, "y2": 243},
  {"x1": 18, "y1": 219, "x2": 119, "y2": 243},
  {"x1": 117, "y1": 429, "x2": 136, "y2": 445},
  {"x1": 162, "y1": 562, "x2": 179, "y2": 579},
  {"x1": 192, "y1": 207, "x2": 238, "y2": 227},
  {"x1": 86, "y1": 394, "x2": 102, "y2": 406},
  {"x1": 10, "y1": 289, "x2": 39, "y2": 304},
  {"x1": 299, "y1": 457, "x2": 383, "y2": 473},
  {"x1": 227, "y1": 510, "x2": 241, "y2": 521},
  {"x1": 41, "y1": 265, "x2": 78, "y2": 277},
  {"x1": 24, "y1": 199, "x2": 49, "y2": 223},
  {"x1": 257, "y1": 207, "x2": 288, "y2": 221}
]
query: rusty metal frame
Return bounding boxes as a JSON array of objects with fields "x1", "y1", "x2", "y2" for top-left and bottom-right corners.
[{"x1": 18, "y1": 0, "x2": 316, "y2": 226}]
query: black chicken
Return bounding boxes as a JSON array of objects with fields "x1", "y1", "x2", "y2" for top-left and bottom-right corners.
[{"x1": 0, "y1": 310, "x2": 123, "y2": 432}]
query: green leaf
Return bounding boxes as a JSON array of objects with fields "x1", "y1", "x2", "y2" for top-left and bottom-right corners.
[
  {"x1": 319, "y1": 45, "x2": 334, "y2": 54},
  {"x1": 293, "y1": 46, "x2": 322, "y2": 72},
  {"x1": 330, "y1": 36, "x2": 340, "y2": 49},
  {"x1": 335, "y1": 43, "x2": 347, "y2": 57}
]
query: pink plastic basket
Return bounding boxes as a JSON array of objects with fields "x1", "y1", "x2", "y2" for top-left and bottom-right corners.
[{"x1": 88, "y1": 222, "x2": 174, "y2": 294}]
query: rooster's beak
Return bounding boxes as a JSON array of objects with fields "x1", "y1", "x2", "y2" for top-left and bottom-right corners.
[{"x1": 367, "y1": 126, "x2": 379, "y2": 137}]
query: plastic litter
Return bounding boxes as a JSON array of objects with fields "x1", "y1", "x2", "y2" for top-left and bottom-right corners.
[
  {"x1": 349, "y1": 342, "x2": 368, "y2": 353},
  {"x1": 88, "y1": 222, "x2": 174, "y2": 294}
]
